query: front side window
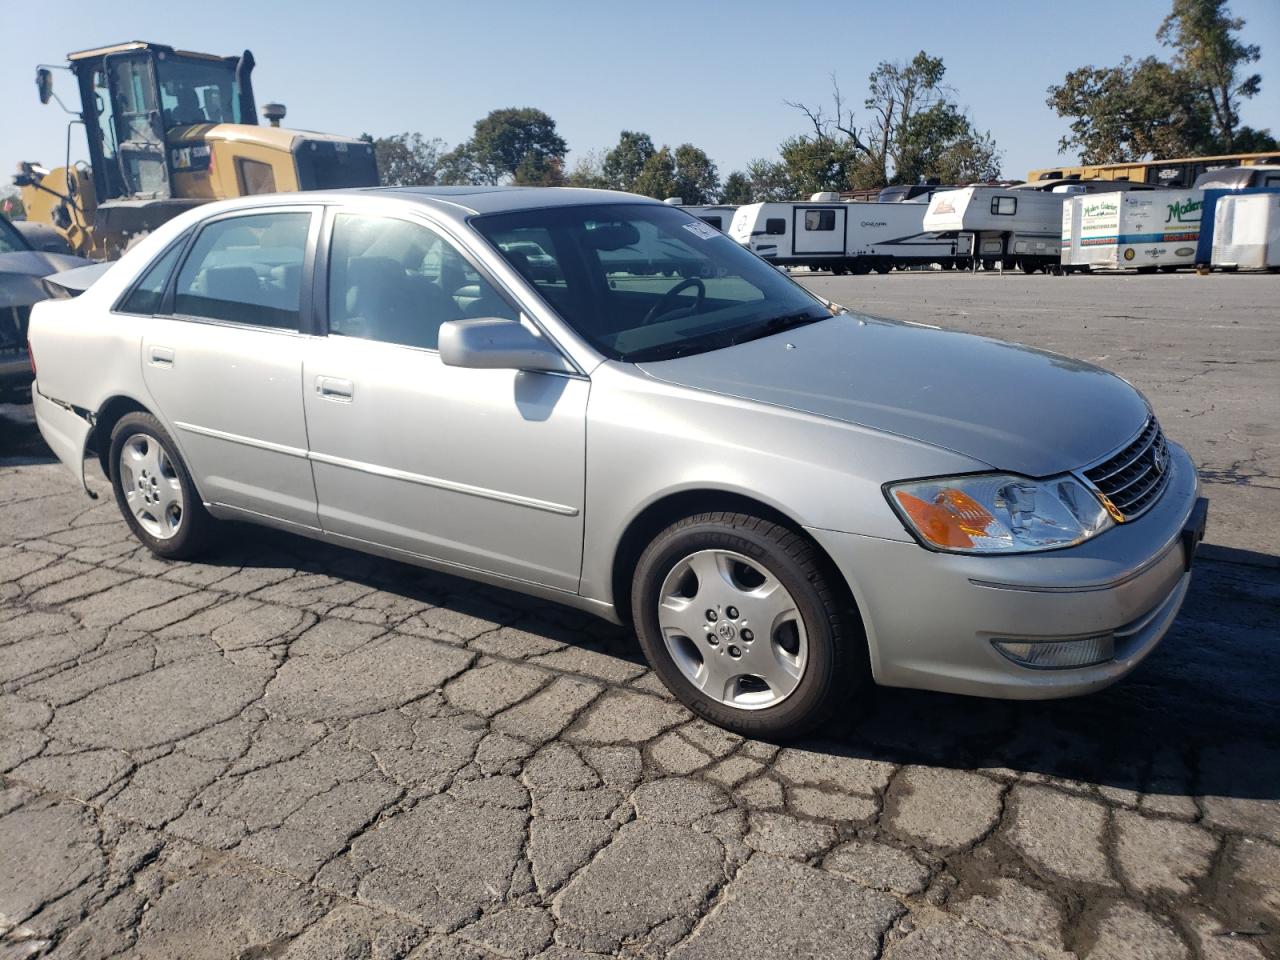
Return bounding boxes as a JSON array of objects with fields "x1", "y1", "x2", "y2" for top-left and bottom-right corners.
[
  {"x1": 118, "y1": 237, "x2": 187, "y2": 314},
  {"x1": 804, "y1": 209, "x2": 836, "y2": 231},
  {"x1": 473, "y1": 203, "x2": 830, "y2": 363},
  {"x1": 173, "y1": 211, "x2": 310, "y2": 329},
  {"x1": 327, "y1": 213, "x2": 516, "y2": 350},
  {"x1": 991, "y1": 196, "x2": 1017, "y2": 216}
]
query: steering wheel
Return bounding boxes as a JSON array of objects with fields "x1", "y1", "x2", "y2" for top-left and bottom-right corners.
[{"x1": 641, "y1": 276, "x2": 705, "y2": 326}]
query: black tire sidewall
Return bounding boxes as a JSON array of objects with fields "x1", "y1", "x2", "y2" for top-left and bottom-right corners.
[
  {"x1": 632, "y1": 516, "x2": 849, "y2": 739},
  {"x1": 109, "y1": 412, "x2": 208, "y2": 559}
]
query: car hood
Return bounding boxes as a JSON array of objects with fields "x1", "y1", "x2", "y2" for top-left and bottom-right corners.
[{"x1": 636, "y1": 313, "x2": 1150, "y2": 477}]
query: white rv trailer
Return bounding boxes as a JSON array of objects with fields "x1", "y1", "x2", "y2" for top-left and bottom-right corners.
[
  {"x1": 662, "y1": 199, "x2": 739, "y2": 233},
  {"x1": 1061, "y1": 189, "x2": 1205, "y2": 272},
  {"x1": 1211, "y1": 193, "x2": 1280, "y2": 270},
  {"x1": 924, "y1": 180, "x2": 1153, "y2": 272},
  {"x1": 729, "y1": 193, "x2": 961, "y2": 273}
]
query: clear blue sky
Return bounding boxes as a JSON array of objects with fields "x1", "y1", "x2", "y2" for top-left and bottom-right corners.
[{"x1": 2, "y1": 0, "x2": 1277, "y2": 189}]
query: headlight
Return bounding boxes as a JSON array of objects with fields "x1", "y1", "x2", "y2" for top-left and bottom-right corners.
[{"x1": 886, "y1": 473, "x2": 1114, "y2": 554}]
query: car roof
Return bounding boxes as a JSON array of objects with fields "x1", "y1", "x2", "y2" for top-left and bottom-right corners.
[{"x1": 366, "y1": 185, "x2": 656, "y2": 215}]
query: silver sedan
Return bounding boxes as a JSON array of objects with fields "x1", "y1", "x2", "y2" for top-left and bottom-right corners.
[{"x1": 29, "y1": 187, "x2": 1208, "y2": 738}]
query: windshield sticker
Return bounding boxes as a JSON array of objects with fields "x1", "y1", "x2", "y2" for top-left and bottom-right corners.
[{"x1": 682, "y1": 221, "x2": 720, "y2": 240}]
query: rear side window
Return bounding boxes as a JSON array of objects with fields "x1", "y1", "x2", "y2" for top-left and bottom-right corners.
[
  {"x1": 118, "y1": 237, "x2": 187, "y2": 315},
  {"x1": 173, "y1": 212, "x2": 310, "y2": 329}
]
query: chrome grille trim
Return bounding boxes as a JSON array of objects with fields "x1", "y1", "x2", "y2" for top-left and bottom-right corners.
[{"x1": 1079, "y1": 416, "x2": 1172, "y2": 521}]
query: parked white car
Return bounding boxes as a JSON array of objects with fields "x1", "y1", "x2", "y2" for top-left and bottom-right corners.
[{"x1": 30, "y1": 187, "x2": 1208, "y2": 737}]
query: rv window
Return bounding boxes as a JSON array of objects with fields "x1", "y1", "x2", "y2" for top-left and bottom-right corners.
[
  {"x1": 699, "y1": 216, "x2": 722, "y2": 229},
  {"x1": 991, "y1": 197, "x2": 1017, "y2": 216},
  {"x1": 804, "y1": 210, "x2": 836, "y2": 231},
  {"x1": 1265, "y1": 176, "x2": 1280, "y2": 188},
  {"x1": 765, "y1": 218, "x2": 786, "y2": 236}
]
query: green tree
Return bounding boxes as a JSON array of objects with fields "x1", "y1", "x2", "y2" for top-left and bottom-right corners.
[
  {"x1": 744, "y1": 158, "x2": 793, "y2": 201},
  {"x1": 362, "y1": 132, "x2": 446, "y2": 186},
  {"x1": 721, "y1": 171, "x2": 753, "y2": 204},
  {"x1": 1158, "y1": 0, "x2": 1263, "y2": 151},
  {"x1": 672, "y1": 143, "x2": 720, "y2": 204},
  {"x1": 442, "y1": 108, "x2": 568, "y2": 185},
  {"x1": 1048, "y1": 0, "x2": 1274, "y2": 160},
  {"x1": 1047, "y1": 58, "x2": 1216, "y2": 162},
  {"x1": 631, "y1": 146, "x2": 678, "y2": 199},
  {"x1": 784, "y1": 52, "x2": 998, "y2": 189},
  {"x1": 564, "y1": 149, "x2": 608, "y2": 188},
  {"x1": 602, "y1": 131, "x2": 656, "y2": 191}
]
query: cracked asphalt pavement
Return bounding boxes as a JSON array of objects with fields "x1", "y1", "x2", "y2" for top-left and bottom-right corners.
[{"x1": 1, "y1": 273, "x2": 1278, "y2": 959}]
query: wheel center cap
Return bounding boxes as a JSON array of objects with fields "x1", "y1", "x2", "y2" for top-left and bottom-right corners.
[{"x1": 715, "y1": 620, "x2": 737, "y2": 642}]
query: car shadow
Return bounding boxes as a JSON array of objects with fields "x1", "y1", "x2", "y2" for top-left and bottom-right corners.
[{"x1": 198, "y1": 522, "x2": 1279, "y2": 804}]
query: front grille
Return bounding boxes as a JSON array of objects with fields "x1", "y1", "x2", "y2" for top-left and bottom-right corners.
[{"x1": 1083, "y1": 417, "x2": 1172, "y2": 520}]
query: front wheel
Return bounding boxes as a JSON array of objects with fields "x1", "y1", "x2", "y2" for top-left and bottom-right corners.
[
  {"x1": 631, "y1": 512, "x2": 867, "y2": 739},
  {"x1": 109, "y1": 412, "x2": 214, "y2": 560}
]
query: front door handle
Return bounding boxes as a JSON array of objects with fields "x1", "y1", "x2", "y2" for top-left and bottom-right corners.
[
  {"x1": 316, "y1": 376, "x2": 354, "y2": 402},
  {"x1": 149, "y1": 345, "x2": 175, "y2": 367}
]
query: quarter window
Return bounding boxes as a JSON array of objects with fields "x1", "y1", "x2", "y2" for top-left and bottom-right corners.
[
  {"x1": 804, "y1": 209, "x2": 836, "y2": 231},
  {"x1": 173, "y1": 211, "x2": 310, "y2": 329},
  {"x1": 991, "y1": 197, "x2": 1017, "y2": 216},
  {"x1": 327, "y1": 213, "x2": 516, "y2": 350},
  {"x1": 118, "y1": 236, "x2": 187, "y2": 315}
]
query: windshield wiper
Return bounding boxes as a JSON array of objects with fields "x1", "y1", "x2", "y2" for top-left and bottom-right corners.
[{"x1": 729, "y1": 311, "x2": 826, "y2": 346}]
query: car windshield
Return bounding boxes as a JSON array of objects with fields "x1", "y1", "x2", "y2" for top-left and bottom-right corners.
[
  {"x1": 156, "y1": 54, "x2": 242, "y2": 127},
  {"x1": 0, "y1": 218, "x2": 28, "y2": 254},
  {"x1": 471, "y1": 203, "x2": 832, "y2": 362}
]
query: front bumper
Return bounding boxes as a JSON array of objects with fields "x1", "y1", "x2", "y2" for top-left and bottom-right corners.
[{"x1": 808, "y1": 441, "x2": 1205, "y2": 699}]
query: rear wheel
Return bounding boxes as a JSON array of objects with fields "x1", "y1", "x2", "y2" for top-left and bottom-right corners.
[
  {"x1": 631, "y1": 512, "x2": 867, "y2": 739},
  {"x1": 109, "y1": 412, "x2": 214, "y2": 560}
]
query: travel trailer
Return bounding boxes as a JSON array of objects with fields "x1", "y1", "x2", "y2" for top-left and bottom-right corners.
[
  {"x1": 924, "y1": 180, "x2": 1154, "y2": 272},
  {"x1": 729, "y1": 193, "x2": 961, "y2": 273},
  {"x1": 1060, "y1": 189, "x2": 1205, "y2": 272},
  {"x1": 678, "y1": 205, "x2": 739, "y2": 233},
  {"x1": 1210, "y1": 193, "x2": 1280, "y2": 271}
]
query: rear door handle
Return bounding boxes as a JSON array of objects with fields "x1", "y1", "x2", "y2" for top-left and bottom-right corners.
[
  {"x1": 316, "y1": 376, "x2": 354, "y2": 402},
  {"x1": 149, "y1": 345, "x2": 175, "y2": 367}
]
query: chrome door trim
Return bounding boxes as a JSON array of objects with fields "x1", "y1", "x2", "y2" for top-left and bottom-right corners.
[
  {"x1": 172, "y1": 420, "x2": 309, "y2": 459},
  {"x1": 307, "y1": 450, "x2": 580, "y2": 516}
]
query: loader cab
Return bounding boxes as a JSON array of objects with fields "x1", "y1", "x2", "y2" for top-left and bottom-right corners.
[{"x1": 68, "y1": 42, "x2": 258, "y2": 204}]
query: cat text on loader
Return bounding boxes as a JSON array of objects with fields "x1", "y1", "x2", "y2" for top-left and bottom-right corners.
[{"x1": 15, "y1": 42, "x2": 379, "y2": 259}]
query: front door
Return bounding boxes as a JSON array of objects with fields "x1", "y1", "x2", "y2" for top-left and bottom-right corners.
[
  {"x1": 140, "y1": 207, "x2": 320, "y2": 528},
  {"x1": 302, "y1": 209, "x2": 588, "y2": 591},
  {"x1": 104, "y1": 52, "x2": 170, "y2": 199},
  {"x1": 793, "y1": 206, "x2": 846, "y2": 254}
]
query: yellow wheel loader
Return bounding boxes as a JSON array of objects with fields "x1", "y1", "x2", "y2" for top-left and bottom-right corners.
[{"x1": 16, "y1": 42, "x2": 379, "y2": 259}]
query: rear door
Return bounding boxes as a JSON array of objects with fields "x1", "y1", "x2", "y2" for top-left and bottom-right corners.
[
  {"x1": 792, "y1": 206, "x2": 846, "y2": 254},
  {"x1": 138, "y1": 206, "x2": 320, "y2": 528}
]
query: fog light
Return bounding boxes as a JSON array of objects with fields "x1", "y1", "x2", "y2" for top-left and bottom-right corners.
[{"x1": 992, "y1": 635, "x2": 1114, "y2": 669}]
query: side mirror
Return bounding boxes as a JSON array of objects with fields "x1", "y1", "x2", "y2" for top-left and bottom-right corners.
[
  {"x1": 36, "y1": 68, "x2": 53, "y2": 105},
  {"x1": 439, "y1": 318, "x2": 574, "y2": 374}
]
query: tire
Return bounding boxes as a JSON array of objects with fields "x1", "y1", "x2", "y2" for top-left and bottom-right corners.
[
  {"x1": 631, "y1": 512, "x2": 868, "y2": 739},
  {"x1": 109, "y1": 412, "x2": 214, "y2": 560}
]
